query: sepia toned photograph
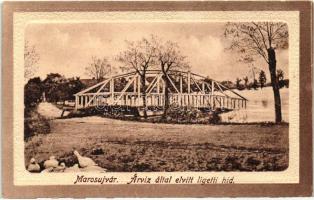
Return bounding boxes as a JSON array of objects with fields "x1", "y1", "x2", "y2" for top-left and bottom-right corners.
[
  {"x1": 2, "y1": 1, "x2": 312, "y2": 197},
  {"x1": 24, "y1": 21, "x2": 289, "y2": 173}
]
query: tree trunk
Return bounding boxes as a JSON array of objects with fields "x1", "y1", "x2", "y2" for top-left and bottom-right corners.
[
  {"x1": 268, "y1": 47, "x2": 282, "y2": 123},
  {"x1": 141, "y1": 74, "x2": 147, "y2": 119},
  {"x1": 162, "y1": 76, "x2": 170, "y2": 119}
]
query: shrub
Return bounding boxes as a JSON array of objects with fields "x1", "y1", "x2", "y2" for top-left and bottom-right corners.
[
  {"x1": 167, "y1": 106, "x2": 201, "y2": 122},
  {"x1": 66, "y1": 105, "x2": 140, "y2": 119},
  {"x1": 165, "y1": 106, "x2": 221, "y2": 124},
  {"x1": 24, "y1": 109, "x2": 50, "y2": 140},
  {"x1": 24, "y1": 77, "x2": 43, "y2": 108},
  {"x1": 66, "y1": 105, "x2": 222, "y2": 124},
  {"x1": 208, "y1": 111, "x2": 221, "y2": 124}
]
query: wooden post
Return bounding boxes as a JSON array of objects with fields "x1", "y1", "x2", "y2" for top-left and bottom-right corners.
[
  {"x1": 196, "y1": 95, "x2": 198, "y2": 108},
  {"x1": 202, "y1": 82, "x2": 205, "y2": 93},
  {"x1": 179, "y1": 75, "x2": 183, "y2": 106},
  {"x1": 162, "y1": 80, "x2": 166, "y2": 93},
  {"x1": 187, "y1": 71, "x2": 191, "y2": 94},
  {"x1": 75, "y1": 95, "x2": 78, "y2": 110},
  {"x1": 159, "y1": 94, "x2": 161, "y2": 107},
  {"x1": 110, "y1": 78, "x2": 114, "y2": 104},
  {"x1": 211, "y1": 80, "x2": 214, "y2": 95},
  {"x1": 134, "y1": 78, "x2": 137, "y2": 93},
  {"x1": 137, "y1": 75, "x2": 141, "y2": 106}
]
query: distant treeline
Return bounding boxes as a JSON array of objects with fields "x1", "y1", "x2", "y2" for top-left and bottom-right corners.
[
  {"x1": 219, "y1": 79, "x2": 289, "y2": 90},
  {"x1": 219, "y1": 69, "x2": 289, "y2": 90},
  {"x1": 25, "y1": 73, "x2": 85, "y2": 108}
]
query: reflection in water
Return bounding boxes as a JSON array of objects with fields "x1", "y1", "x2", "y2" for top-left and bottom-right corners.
[{"x1": 220, "y1": 87, "x2": 289, "y2": 123}]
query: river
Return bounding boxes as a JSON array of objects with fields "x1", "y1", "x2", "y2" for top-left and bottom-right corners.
[{"x1": 220, "y1": 87, "x2": 289, "y2": 123}]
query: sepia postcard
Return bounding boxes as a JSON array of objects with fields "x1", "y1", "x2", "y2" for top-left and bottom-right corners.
[{"x1": 2, "y1": 1, "x2": 313, "y2": 198}]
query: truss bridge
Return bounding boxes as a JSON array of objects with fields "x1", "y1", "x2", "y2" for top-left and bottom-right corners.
[{"x1": 75, "y1": 70, "x2": 248, "y2": 111}]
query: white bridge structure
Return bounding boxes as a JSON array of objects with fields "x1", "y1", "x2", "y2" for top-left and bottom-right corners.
[{"x1": 75, "y1": 70, "x2": 247, "y2": 111}]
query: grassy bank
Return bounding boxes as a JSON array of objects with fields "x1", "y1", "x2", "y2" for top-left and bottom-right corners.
[
  {"x1": 25, "y1": 117, "x2": 288, "y2": 172},
  {"x1": 24, "y1": 107, "x2": 51, "y2": 141}
]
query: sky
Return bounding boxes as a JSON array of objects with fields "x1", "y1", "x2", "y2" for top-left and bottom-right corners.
[{"x1": 25, "y1": 22, "x2": 289, "y2": 82}]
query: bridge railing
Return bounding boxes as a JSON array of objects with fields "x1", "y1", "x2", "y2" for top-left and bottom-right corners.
[{"x1": 75, "y1": 92, "x2": 246, "y2": 110}]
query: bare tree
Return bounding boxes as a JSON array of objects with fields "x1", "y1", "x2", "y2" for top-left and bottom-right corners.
[
  {"x1": 156, "y1": 40, "x2": 189, "y2": 118},
  {"x1": 117, "y1": 36, "x2": 157, "y2": 118},
  {"x1": 243, "y1": 76, "x2": 249, "y2": 88},
  {"x1": 85, "y1": 57, "x2": 112, "y2": 81},
  {"x1": 224, "y1": 22, "x2": 288, "y2": 122},
  {"x1": 24, "y1": 41, "x2": 39, "y2": 79}
]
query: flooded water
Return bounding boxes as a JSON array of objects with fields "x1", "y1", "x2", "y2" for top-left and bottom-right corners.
[{"x1": 220, "y1": 87, "x2": 289, "y2": 123}]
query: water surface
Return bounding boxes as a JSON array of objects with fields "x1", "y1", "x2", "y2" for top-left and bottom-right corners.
[{"x1": 220, "y1": 87, "x2": 289, "y2": 123}]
